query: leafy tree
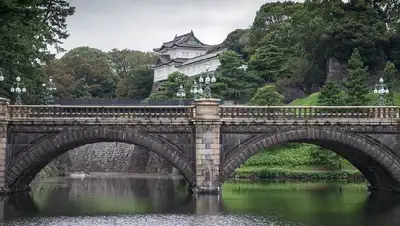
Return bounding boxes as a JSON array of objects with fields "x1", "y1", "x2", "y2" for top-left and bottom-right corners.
[
  {"x1": 318, "y1": 81, "x2": 346, "y2": 106},
  {"x1": 249, "y1": 85, "x2": 284, "y2": 106},
  {"x1": 381, "y1": 61, "x2": 397, "y2": 105},
  {"x1": 213, "y1": 51, "x2": 264, "y2": 102},
  {"x1": 324, "y1": 1, "x2": 387, "y2": 68},
  {"x1": 42, "y1": 59, "x2": 75, "y2": 99},
  {"x1": 108, "y1": 49, "x2": 156, "y2": 79},
  {"x1": 206, "y1": 29, "x2": 251, "y2": 59},
  {"x1": 0, "y1": 0, "x2": 75, "y2": 104},
  {"x1": 148, "y1": 72, "x2": 190, "y2": 100},
  {"x1": 248, "y1": 2, "x2": 301, "y2": 52},
  {"x1": 60, "y1": 47, "x2": 116, "y2": 98},
  {"x1": 345, "y1": 48, "x2": 370, "y2": 106},
  {"x1": 311, "y1": 148, "x2": 344, "y2": 170},
  {"x1": 109, "y1": 49, "x2": 156, "y2": 99},
  {"x1": 283, "y1": 49, "x2": 321, "y2": 95},
  {"x1": 116, "y1": 67, "x2": 154, "y2": 99},
  {"x1": 71, "y1": 78, "x2": 92, "y2": 99},
  {"x1": 388, "y1": 35, "x2": 400, "y2": 69},
  {"x1": 248, "y1": 37, "x2": 286, "y2": 82},
  {"x1": 383, "y1": 61, "x2": 398, "y2": 89}
]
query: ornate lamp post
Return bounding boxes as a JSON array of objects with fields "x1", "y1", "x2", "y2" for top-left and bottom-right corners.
[
  {"x1": 373, "y1": 77, "x2": 390, "y2": 106},
  {"x1": 42, "y1": 77, "x2": 57, "y2": 105},
  {"x1": 176, "y1": 84, "x2": 186, "y2": 106},
  {"x1": 190, "y1": 65, "x2": 216, "y2": 99},
  {"x1": 10, "y1": 76, "x2": 26, "y2": 105}
]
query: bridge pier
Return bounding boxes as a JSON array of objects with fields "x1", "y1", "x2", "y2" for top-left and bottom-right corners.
[{"x1": 193, "y1": 99, "x2": 221, "y2": 194}]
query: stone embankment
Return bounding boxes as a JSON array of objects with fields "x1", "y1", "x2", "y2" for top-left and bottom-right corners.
[{"x1": 38, "y1": 142, "x2": 174, "y2": 178}]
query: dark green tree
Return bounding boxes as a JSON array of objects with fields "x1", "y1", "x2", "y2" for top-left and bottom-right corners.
[
  {"x1": 311, "y1": 148, "x2": 344, "y2": 170},
  {"x1": 213, "y1": 51, "x2": 264, "y2": 102},
  {"x1": 108, "y1": 48, "x2": 156, "y2": 79},
  {"x1": 382, "y1": 61, "x2": 397, "y2": 105},
  {"x1": 71, "y1": 78, "x2": 92, "y2": 99},
  {"x1": 248, "y1": 37, "x2": 286, "y2": 82},
  {"x1": 249, "y1": 85, "x2": 284, "y2": 106},
  {"x1": 148, "y1": 72, "x2": 190, "y2": 100},
  {"x1": 0, "y1": 0, "x2": 75, "y2": 104},
  {"x1": 116, "y1": 67, "x2": 154, "y2": 99},
  {"x1": 60, "y1": 47, "x2": 116, "y2": 98},
  {"x1": 206, "y1": 29, "x2": 251, "y2": 59},
  {"x1": 345, "y1": 48, "x2": 370, "y2": 106},
  {"x1": 318, "y1": 81, "x2": 346, "y2": 106},
  {"x1": 383, "y1": 61, "x2": 398, "y2": 89}
]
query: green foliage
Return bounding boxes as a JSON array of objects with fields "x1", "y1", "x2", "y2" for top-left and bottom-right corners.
[
  {"x1": 310, "y1": 148, "x2": 345, "y2": 170},
  {"x1": 234, "y1": 167, "x2": 361, "y2": 180},
  {"x1": 207, "y1": 29, "x2": 251, "y2": 59},
  {"x1": 213, "y1": 51, "x2": 263, "y2": 102},
  {"x1": 318, "y1": 81, "x2": 346, "y2": 106},
  {"x1": 249, "y1": 85, "x2": 284, "y2": 106},
  {"x1": 345, "y1": 49, "x2": 370, "y2": 106},
  {"x1": 324, "y1": 2, "x2": 388, "y2": 66},
  {"x1": 248, "y1": 2, "x2": 301, "y2": 52},
  {"x1": 148, "y1": 72, "x2": 190, "y2": 100},
  {"x1": 383, "y1": 61, "x2": 398, "y2": 91},
  {"x1": 289, "y1": 93, "x2": 320, "y2": 106},
  {"x1": 242, "y1": 144, "x2": 317, "y2": 167},
  {"x1": 109, "y1": 49, "x2": 156, "y2": 79},
  {"x1": 71, "y1": 78, "x2": 92, "y2": 99},
  {"x1": 116, "y1": 67, "x2": 154, "y2": 99},
  {"x1": 248, "y1": 37, "x2": 287, "y2": 82},
  {"x1": 0, "y1": 0, "x2": 75, "y2": 104},
  {"x1": 60, "y1": 47, "x2": 116, "y2": 99}
]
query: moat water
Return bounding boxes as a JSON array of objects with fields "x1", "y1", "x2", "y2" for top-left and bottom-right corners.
[{"x1": 0, "y1": 174, "x2": 399, "y2": 226}]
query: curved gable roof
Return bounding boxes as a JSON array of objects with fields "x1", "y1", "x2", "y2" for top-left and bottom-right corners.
[{"x1": 153, "y1": 31, "x2": 210, "y2": 52}]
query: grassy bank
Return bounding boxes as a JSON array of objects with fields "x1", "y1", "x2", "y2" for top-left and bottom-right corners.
[
  {"x1": 234, "y1": 91, "x2": 400, "y2": 182},
  {"x1": 233, "y1": 143, "x2": 363, "y2": 181}
]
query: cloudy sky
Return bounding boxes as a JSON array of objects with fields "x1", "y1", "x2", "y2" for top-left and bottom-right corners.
[{"x1": 60, "y1": 0, "x2": 269, "y2": 55}]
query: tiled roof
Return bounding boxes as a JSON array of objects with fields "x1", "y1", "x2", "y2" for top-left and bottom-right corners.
[
  {"x1": 153, "y1": 30, "x2": 210, "y2": 52},
  {"x1": 153, "y1": 56, "x2": 187, "y2": 68}
]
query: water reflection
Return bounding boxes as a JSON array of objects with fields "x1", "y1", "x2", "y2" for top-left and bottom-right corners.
[{"x1": 0, "y1": 177, "x2": 400, "y2": 225}]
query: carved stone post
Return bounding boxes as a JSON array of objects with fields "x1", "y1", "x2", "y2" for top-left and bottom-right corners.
[
  {"x1": 193, "y1": 98, "x2": 221, "y2": 194},
  {"x1": 0, "y1": 98, "x2": 9, "y2": 194}
]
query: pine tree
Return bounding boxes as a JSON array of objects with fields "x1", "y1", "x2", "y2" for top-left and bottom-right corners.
[
  {"x1": 248, "y1": 37, "x2": 286, "y2": 82},
  {"x1": 213, "y1": 51, "x2": 264, "y2": 102},
  {"x1": 318, "y1": 81, "x2": 345, "y2": 106},
  {"x1": 345, "y1": 48, "x2": 369, "y2": 106},
  {"x1": 383, "y1": 61, "x2": 397, "y2": 105}
]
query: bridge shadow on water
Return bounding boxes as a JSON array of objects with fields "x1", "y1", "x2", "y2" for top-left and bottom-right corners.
[
  {"x1": 2, "y1": 178, "x2": 400, "y2": 226},
  {"x1": 0, "y1": 176, "x2": 226, "y2": 220}
]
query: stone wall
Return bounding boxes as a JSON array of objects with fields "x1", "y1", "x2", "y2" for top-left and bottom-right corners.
[
  {"x1": 327, "y1": 56, "x2": 348, "y2": 85},
  {"x1": 38, "y1": 142, "x2": 175, "y2": 178}
]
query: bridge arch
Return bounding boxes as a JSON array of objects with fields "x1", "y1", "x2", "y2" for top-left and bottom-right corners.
[
  {"x1": 6, "y1": 127, "x2": 196, "y2": 192},
  {"x1": 220, "y1": 128, "x2": 400, "y2": 192}
]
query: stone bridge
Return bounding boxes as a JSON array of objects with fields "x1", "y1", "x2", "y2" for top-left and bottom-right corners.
[{"x1": 1, "y1": 97, "x2": 400, "y2": 194}]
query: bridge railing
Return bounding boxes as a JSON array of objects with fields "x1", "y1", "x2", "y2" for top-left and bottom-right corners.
[
  {"x1": 8, "y1": 105, "x2": 195, "y2": 120},
  {"x1": 219, "y1": 106, "x2": 400, "y2": 120}
]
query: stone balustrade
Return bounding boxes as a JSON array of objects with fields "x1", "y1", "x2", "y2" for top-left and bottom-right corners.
[
  {"x1": 7, "y1": 105, "x2": 400, "y2": 122},
  {"x1": 8, "y1": 105, "x2": 195, "y2": 120},
  {"x1": 219, "y1": 106, "x2": 400, "y2": 120}
]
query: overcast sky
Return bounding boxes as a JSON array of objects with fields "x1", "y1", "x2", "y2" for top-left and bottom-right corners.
[{"x1": 60, "y1": 0, "x2": 269, "y2": 55}]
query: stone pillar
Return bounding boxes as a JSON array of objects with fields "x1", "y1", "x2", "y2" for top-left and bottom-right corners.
[
  {"x1": 193, "y1": 98, "x2": 221, "y2": 194},
  {"x1": 0, "y1": 98, "x2": 8, "y2": 194}
]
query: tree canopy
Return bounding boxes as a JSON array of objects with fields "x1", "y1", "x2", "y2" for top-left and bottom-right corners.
[{"x1": 2, "y1": 0, "x2": 400, "y2": 105}]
